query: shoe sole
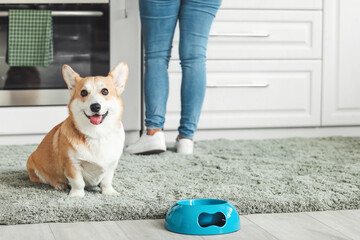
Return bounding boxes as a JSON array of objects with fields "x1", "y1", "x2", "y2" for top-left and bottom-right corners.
[{"x1": 135, "y1": 149, "x2": 166, "y2": 155}]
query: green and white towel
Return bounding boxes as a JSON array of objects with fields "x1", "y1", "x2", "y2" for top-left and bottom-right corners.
[{"x1": 7, "y1": 9, "x2": 53, "y2": 67}]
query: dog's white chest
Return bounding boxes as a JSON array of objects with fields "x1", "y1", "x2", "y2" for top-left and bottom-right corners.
[{"x1": 69, "y1": 127, "x2": 124, "y2": 186}]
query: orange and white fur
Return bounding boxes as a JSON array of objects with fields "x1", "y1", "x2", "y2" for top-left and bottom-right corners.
[{"x1": 26, "y1": 63, "x2": 128, "y2": 198}]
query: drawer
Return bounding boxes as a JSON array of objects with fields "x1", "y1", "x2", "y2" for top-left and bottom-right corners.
[
  {"x1": 171, "y1": 10, "x2": 322, "y2": 60},
  {"x1": 221, "y1": 0, "x2": 323, "y2": 10},
  {"x1": 165, "y1": 60, "x2": 321, "y2": 130}
]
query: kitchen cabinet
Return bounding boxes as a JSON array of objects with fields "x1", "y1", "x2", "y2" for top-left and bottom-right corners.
[
  {"x1": 220, "y1": 0, "x2": 322, "y2": 10},
  {"x1": 166, "y1": 60, "x2": 321, "y2": 129},
  {"x1": 165, "y1": 1, "x2": 323, "y2": 130},
  {"x1": 165, "y1": 0, "x2": 360, "y2": 131},
  {"x1": 322, "y1": 0, "x2": 360, "y2": 125},
  {"x1": 172, "y1": 10, "x2": 322, "y2": 60}
]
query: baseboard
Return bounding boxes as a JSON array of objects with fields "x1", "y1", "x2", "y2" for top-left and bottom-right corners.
[
  {"x1": 165, "y1": 126, "x2": 360, "y2": 142},
  {"x1": 0, "y1": 131, "x2": 141, "y2": 146}
]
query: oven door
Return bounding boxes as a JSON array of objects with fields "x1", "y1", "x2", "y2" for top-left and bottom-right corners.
[{"x1": 0, "y1": 3, "x2": 109, "y2": 106}]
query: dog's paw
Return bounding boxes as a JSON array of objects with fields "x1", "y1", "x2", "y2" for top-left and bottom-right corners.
[
  {"x1": 101, "y1": 186, "x2": 120, "y2": 196},
  {"x1": 54, "y1": 182, "x2": 69, "y2": 190},
  {"x1": 69, "y1": 189, "x2": 85, "y2": 198}
]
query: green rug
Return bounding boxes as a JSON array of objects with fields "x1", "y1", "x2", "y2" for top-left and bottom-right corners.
[{"x1": 0, "y1": 137, "x2": 359, "y2": 225}]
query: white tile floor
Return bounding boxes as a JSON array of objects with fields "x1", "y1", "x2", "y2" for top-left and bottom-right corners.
[{"x1": 1, "y1": 210, "x2": 359, "y2": 240}]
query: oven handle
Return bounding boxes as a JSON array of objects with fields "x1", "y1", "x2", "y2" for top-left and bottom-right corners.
[{"x1": 0, "y1": 11, "x2": 103, "y2": 17}]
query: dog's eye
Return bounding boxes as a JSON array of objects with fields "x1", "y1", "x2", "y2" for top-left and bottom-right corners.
[
  {"x1": 101, "y1": 88, "x2": 109, "y2": 96},
  {"x1": 81, "y1": 90, "x2": 88, "y2": 97}
]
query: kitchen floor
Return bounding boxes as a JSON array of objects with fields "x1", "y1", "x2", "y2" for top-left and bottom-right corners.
[{"x1": 1, "y1": 210, "x2": 359, "y2": 240}]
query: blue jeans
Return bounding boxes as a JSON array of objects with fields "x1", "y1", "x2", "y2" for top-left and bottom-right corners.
[{"x1": 139, "y1": 0, "x2": 221, "y2": 139}]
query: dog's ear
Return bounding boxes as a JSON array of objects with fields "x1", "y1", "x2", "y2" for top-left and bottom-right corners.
[
  {"x1": 63, "y1": 65, "x2": 80, "y2": 95},
  {"x1": 109, "y1": 62, "x2": 128, "y2": 95}
]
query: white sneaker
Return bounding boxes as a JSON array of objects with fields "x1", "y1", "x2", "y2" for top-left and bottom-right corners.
[
  {"x1": 175, "y1": 137, "x2": 194, "y2": 155},
  {"x1": 126, "y1": 131, "x2": 166, "y2": 154}
]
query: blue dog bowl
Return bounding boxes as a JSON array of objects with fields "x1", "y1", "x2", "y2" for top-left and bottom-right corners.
[{"x1": 165, "y1": 199, "x2": 240, "y2": 235}]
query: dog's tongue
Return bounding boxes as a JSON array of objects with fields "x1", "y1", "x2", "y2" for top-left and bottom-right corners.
[{"x1": 90, "y1": 115, "x2": 102, "y2": 125}]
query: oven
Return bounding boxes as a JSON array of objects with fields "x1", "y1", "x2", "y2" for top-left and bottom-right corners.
[
  {"x1": 0, "y1": 0, "x2": 142, "y2": 143},
  {"x1": 0, "y1": 2, "x2": 110, "y2": 106}
]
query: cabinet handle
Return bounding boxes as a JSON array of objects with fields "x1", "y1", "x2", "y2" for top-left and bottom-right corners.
[
  {"x1": 209, "y1": 33, "x2": 270, "y2": 38},
  {"x1": 0, "y1": 11, "x2": 103, "y2": 17},
  {"x1": 207, "y1": 83, "x2": 269, "y2": 88},
  {"x1": 121, "y1": 0, "x2": 128, "y2": 19}
]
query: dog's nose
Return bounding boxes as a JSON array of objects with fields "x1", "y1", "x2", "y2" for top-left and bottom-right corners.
[{"x1": 90, "y1": 103, "x2": 101, "y2": 113}]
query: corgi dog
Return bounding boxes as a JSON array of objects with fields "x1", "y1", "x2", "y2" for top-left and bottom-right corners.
[{"x1": 26, "y1": 63, "x2": 128, "y2": 198}]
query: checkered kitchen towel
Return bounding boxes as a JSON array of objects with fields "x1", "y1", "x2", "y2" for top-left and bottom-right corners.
[{"x1": 7, "y1": 9, "x2": 53, "y2": 67}]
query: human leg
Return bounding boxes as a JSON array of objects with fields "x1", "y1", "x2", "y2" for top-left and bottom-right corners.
[
  {"x1": 127, "y1": 0, "x2": 180, "y2": 154},
  {"x1": 177, "y1": 0, "x2": 222, "y2": 139},
  {"x1": 139, "y1": 0, "x2": 180, "y2": 130}
]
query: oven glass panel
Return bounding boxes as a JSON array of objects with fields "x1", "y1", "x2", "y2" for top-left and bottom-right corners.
[{"x1": 0, "y1": 4, "x2": 109, "y2": 90}]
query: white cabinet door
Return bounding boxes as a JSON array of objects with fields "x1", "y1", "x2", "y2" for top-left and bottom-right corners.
[
  {"x1": 111, "y1": 0, "x2": 141, "y2": 131},
  {"x1": 221, "y1": 0, "x2": 323, "y2": 10},
  {"x1": 171, "y1": 10, "x2": 322, "y2": 60},
  {"x1": 165, "y1": 60, "x2": 321, "y2": 130},
  {"x1": 322, "y1": 0, "x2": 360, "y2": 125}
]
